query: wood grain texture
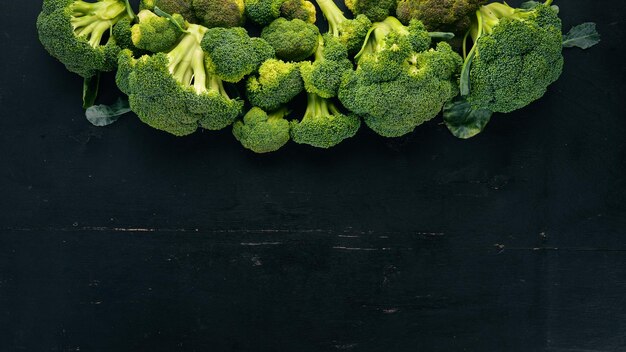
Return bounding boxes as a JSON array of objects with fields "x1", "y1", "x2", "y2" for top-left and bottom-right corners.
[{"x1": 1, "y1": 0, "x2": 625, "y2": 351}]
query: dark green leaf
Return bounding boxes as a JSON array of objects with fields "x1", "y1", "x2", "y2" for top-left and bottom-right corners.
[
  {"x1": 85, "y1": 98, "x2": 132, "y2": 127},
  {"x1": 443, "y1": 97, "x2": 493, "y2": 139},
  {"x1": 563, "y1": 22, "x2": 601, "y2": 49},
  {"x1": 460, "y1": 47, "x2": 476, "y2": 96},
  {"x1": 82, "y1": 73, "x2": 100, "y2": 109}
]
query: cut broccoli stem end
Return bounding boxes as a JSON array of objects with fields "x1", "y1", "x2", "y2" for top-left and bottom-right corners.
[
  {"x1": 71, "y1": 0, "x2": 130, "y2": 48},
  {"x1": 315, "y1": 0, "x2": 347, "y2": 37}
]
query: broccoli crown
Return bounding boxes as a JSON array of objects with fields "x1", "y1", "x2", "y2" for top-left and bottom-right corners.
[
  {"x1": 316, "y1": 0, "x2": 372, "y2": 55},
  {"x1": 290, "y1": 93, "x2": 361, "y2": 148},
  {"x1": 140, "y1": 0, "x2": 197, "y2": 23},
  {"x1": 396, "y1": 0, "x2": 485, "y2": 33},
  {"x1": 247, "y1": 59, "x2": 304, "y2": 111},
  {"x1": 465, "y1": 1, "x2": 563, "y2": 113},
  {"x1": 233, "y1": 107, "x2": 291, "y2": 153},
  {"x1": 37, "y1": 0, "x2": 133, "y2": 78},
  {"x1": 131, "y1": 10, "x2": 185, "y2": 53},
  {"x1": 344, "y1": 0, "x2": 396, "y2": 22},
  {"x1": 193, "y1": 0, "x2": 246, "y2": 28},
  {"x1": 300, "y1": 35, "x2": 353, "y2": 98},
  {"x1": 126, "y1": 24, "x2": 243, "y2": 136},
  {"x1": 201, "y1": 27, "x2": 275, "y2": 83},
  {"x1": 244, "y1": 0, "x2": 285, "y2": 26},
  {"x1": 280, "y1": 0, "x2": 316, "y2": 24},
  {"x1": 112, "y1": 16, "x2": 147, "y2": 56},
  {"x1": 115, "y1": 48, "x2": 137, "y2": 95},
  {"x1": 339, "y1": 19, "x2": 462, "y2": 137},
  {"x1": 261, "y1": 18, "x2": 320, "y2": 61}
]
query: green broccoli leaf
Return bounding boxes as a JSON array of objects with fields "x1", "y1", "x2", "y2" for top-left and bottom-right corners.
[
  {"x1": 562, "y1": 22, "x2": 601, "y2": 49},
  {"x1": 82, "y1": 73, "x2": 100, "y2": 109},
  {"x1": 443, "y1": 97, "x2": 493, "y2": 139},
  {"x1": 85, "y1": 98, "x2": 132, "y2": 126}
]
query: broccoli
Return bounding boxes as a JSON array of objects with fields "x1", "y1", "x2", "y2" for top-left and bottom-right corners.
[
  {"x1": 140, "y1": 0, "x2": 197, "y2": 24},
  {"x1": 457, "y1": 0, "x2": 564, "y2": 114},
  {"x1": 115, "y1": 48, "x2": 137, "y2": 96},
  {"x1": 261, "y1": 18, "x2": 320, "y2": 61},
  {"x1": 300, "y1": 34, "x2": 353, "y2": 98},
  {"x1": 246, "y1": 59, "x2": 304, "y2": 111},
  {"x1": 201, "y1": 27, "x2": 275, "y2": 83},
  {"x1": 344, "y1": 0, "x2": 396, "y2": 22},
  {"x1": 315, "y1": 0, "x2": 371, "y2": 55},
  {"x1": 396, "y1": 0, "x2": 485, "y2": 33},
  {"x1": 338, "y1": 18, "x2": 462, "y2": 137},
  {"x1": 131, "y1": 9, "x2": 185, "y2": 53},
  {"x1": 141, "y1": 0, "x2": 245, "y2": 28},
  {"x1": 244, "y1": 0, "x2": 285, "y2": 26},
  {"x1": 37, "y1": 0, "x2": 135, "y2": 78},
  {"x1": 290, "y1": 93, "x2": 361, "y2": 148},
  {"x1": 124, "y1": 23, "x2": 244, "y2": 136},
  {"x1": 280, "y1": 0, "x2": 316, "y2": 23},
  {"x1": 233, "y1": 107, "x2": 291, "y2": 153}
]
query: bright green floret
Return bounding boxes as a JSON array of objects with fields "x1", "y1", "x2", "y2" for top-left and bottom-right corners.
[
  {"x1": 126, "y1": 23, "x2": 244, "y2": 136},
  {"x1": 290, "y1": 93, "x2": 361, "y2": 148},
  {"x1": 37, "y1": 0, "x2": 134, "y2": 78},
  {"x1": 261, "y1": 18, "x2": 320, "y2": 61},
  {"x1": 316, "y1": 0, "x2": 372, "y2": 55},
  {"x1": 244, "y1": 0, "x2": 285, "y2": 26},
  {"x1": 396, "y1": 0, "x2": 485, "y2": 33},
  {"x1": 300, "y1": 35, "x2": 353, "y2": 98},
  {"x1": 233, "y1": 107, "x2": 291, "y2": 153},
  {"x1": 280, "y1": 0, "x2": 317, "y2": 23},
  {"x1": 192, "y1": 0, "x2": 246, "y2": 28},
  {"x1": 201, "y1": 27, "x2": 275, "y2": 83},
  {"x1": 131, "y1": 10, "x2": 185, "y2": 53},
  {"x1": 344, "y1": 0, "x2": 396, "y2": 22},
  {"x1": 338, "y1": 18, "x2": 462, "y2": 137},
  {"x1": 461, "y1": 0, "x2": 563, "y2": 113},
  {"x1": 247, "y1": 59, "x2": 304, "y2": 111},
  {"x1": 115, "y1": 48, "x2": 137, "y2": 95}
]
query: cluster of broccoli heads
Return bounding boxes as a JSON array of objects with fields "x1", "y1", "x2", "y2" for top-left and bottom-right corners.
[{"x1": 37, "y1": 0, "x2": 599, "y2": 152}]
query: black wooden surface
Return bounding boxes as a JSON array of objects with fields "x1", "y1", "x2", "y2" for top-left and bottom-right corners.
[{"x1": 1, "y1": 0, "x2": 626, "y2": 351}]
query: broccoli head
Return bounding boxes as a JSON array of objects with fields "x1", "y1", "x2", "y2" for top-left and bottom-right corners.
[
  {"x1": 315, "y1": 0, "x2": 372, "y2": 55},
  {"x1": 201, "y1": 27, "x2": 275, "y2": 83},
  {"x1": 140, "y1": 0, "x2": 197, "y2": 23},
  {"x1": 461, "y1": 0, "x2": 563, "y2": 113},
  {"x1": 396, "y1": 0, "x2": 485, "y2": 33},
  {"x1": 141, "y1": 0, "x2": 245, "y2": 28},
  {"x1": 280, "y1": 0, "x2": 316, "y2": 23},
  {"x1": 247, "y1": 59, "x2": 304, "y2": 111},
  {"x1": 300, "y1": 35, "x2": 353, "y2": 98},
  {"x1": 125, "y1": 23, "x2": 243, "y2": 136},
  {"x1": 115, "y1": 48, "x2": 137, "y2": 96},
  {"x1": 244, "y1": 0, "x2": 285, "y2": 26},
  {"x1": 261, "y1": 18, "x2": 320, "y2": 61},
  {"x1": 233, "y1": 107, "x2": 291, "y2": 153},
  {"x1": 339, "y1": 19, "x2": 462, "y2": 137},
  {"x1": 37, "y1": 0, "x2": 134, "y2": 78},
  {"x1": 344, "y1": 0, "x2": 396, "y2": 22},
  {"x1": 290, "y1": 93, "x2": 361, "y2": 148},
  {"x1": 131, "y1": 10, "x2": 185, "y2": 53}
]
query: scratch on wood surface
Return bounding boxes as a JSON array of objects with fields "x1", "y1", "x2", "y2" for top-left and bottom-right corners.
[
  {"x1": 240, "y1": 242, "x2": 283, "y2": 246},
  {"x1": 332, "y1": 246, "x2": 413, "y2": 251}
]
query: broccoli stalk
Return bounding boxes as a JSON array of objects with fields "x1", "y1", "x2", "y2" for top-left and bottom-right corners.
[
  {"x1": 315, "y1": 0, "x2": 371, "y2": 55},
  {"x1": 70, "y1": 0, "x2": 132, "y2": 48},
  {"x1": 166, "y1": 25, "x2": 210, "y2": 93}
]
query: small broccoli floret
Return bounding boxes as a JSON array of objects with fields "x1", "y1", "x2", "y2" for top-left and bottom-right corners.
[
  {"x1": 247, "y1": 59, "x2": 304, "y2": 111},
  {"x1": 280, "y1": 0, "x2": 316, "y2": 23},
  {"x1": 300, "y1": 35, "x2": 353, "y2": 98},
  {"x1": 461, "y1": 0, "x2": 563, "y2": 113},
  {"x1": 112, "y1": 16, "x2": 147, "y2": 56},
  {"x1": 344, "y1": 0, "x2": 396, "y2": 22},
  {"x1": 37, "y1": 0, "x2": 134, "y2": 78},
  {"x1": 339, "y1": 20, "x2": 461, "y2": 137},
  {"x1": 290, "y1": 93, "x2": 361, "y2": 148},
  {"x1": 261, "y1": 18, "x2": 320, "y2": 61},
  {"x1": 127, "y1": 23, "x2": 243, "y2": 136},
  {"x1": 193, "y1": 0, "x2": 246, "y2": 28},
  {"x1": 244, "y1": 0, "x2": 285, "y2": 26},
  {"x1": 115, "y1": 48, "x2": 137, "y2": 95},
  {"x1": 233, "y1": 107, "x2": 291, "y2": 153},
  {"x1": 316, "y1": 0, "x2": 372, "y2": 55},
  {"x1": 201, "y1": 27, "x2": 275, "y2": 83},
  {"x1": 140, "y1": 0, "x2": 198, "y2": 23},
  {"x1": 131, "y1": 10, "x2": 185, "y2": 53},
  {"x1": 396, "y1": 0, "x2": 485, "y2": 33}
]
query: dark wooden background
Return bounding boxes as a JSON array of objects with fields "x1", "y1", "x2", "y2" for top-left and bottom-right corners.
[{"x1": 1, "y1": 0, "x2": 625, "y2": 351}]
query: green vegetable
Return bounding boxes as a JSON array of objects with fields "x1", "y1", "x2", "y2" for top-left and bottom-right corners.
[
  {"x1": 261, "y1": 18, "x2": 320, "y2": 61},
  {"x1": 280, "y1": 0, "x2": 317, "y2": 23},
  {"x1": 244, "y1": 0, "x2": 285, "y2": 26},
  {"x1": 247, "y1": 59, "x2": 304, "y2": 111},
  {"x1": 396, "y1": 0, "x2": 485, "y2": 33},
  {"x1": 233, "y1": 107, "x2": 291, "y2": 153},
  {"x1": 300, "y1": 35, "x2": 353, "y2": 98},
  {"x1": 315, "y1": 0, "x2": 372, "y2": 55},
  {"x1": 141, "y1": 0, "x2": 245, "y2": 28},
  {"x1": 562, "y1": 22, "x2": 601, "y2": 49},
  {"x1": 344, "y1": 0, "x2": 397, "y2": 22},
  {"x1": 131, "y1": 9, "x2": 185, "y2": 53},
  {"x1": 86, "y1": 98, "x2": 132, "y2": 126}
]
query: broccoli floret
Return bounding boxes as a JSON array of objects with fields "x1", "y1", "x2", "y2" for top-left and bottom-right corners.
[
  {"x1": 280, "y1": 0, "x2": 316, "y2": 23},
  {"x1": 112, "y1": 16, "x2": 148, "y2": 56},
  {"x1": 244, "y1": 0, "x2": 285, "y2": 26},
  {"x1": 300, "y1": 35, "x2": 353, "y2": 98},
  {"x1": 290, "y1": 93, "x2": 361, "y2": 148},
  {"x1": 338, "y1": 19, "x2": 462, "y2": 137},
  {"x1": 140, "y1": 0, "x2": 198, "y2": 23},
  {"x1": 201, "y1": 27, "x2": 275, "y2": 83},
  {"x1": 461, "y1": 0, "x2": 563, "y2": 113},
  {"x1": 261, "y1": 18, "x2": 320, "y2": 61},
  {"x1": 315, "y1": 0, "x2": 371, "y2": 55},
  {"x1": 115, "y1": 48, "x2": 137, "y2": 95},
  {"x1": 344, "y1": 0, "x2": 396, "y2": 22},
  {"x1": 37, "y1": 0, "x2": 134, "y2": 78},
  {"x1": 131, "y1": 10, "x2": 185, "y2": 53},
  {"x1": 247, "y1": 59, "x2": 304, "y2": 111},
  {"x1": 192, "y1": 0, "x2": 246, "y2": 28},
  {"x1": 233, "y1": 107, "x2": 291, "y2": 153},
  {"x1": 396, "y1": 0, "x2": 485, "y2": 33},
  {"x1": 126, "y1": 23, "x2": 243, "y2": 136}
]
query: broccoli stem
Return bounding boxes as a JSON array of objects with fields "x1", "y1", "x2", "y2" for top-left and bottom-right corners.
[
  {"x1": 304, "y1": 93, "x2": 333, "y2": 121},
  {"x1": 354, "y1": 23, "x2": 388, "y2": 61},
  {"x1": 167, "y1": 24, "x2": 218, "y2": 94},
  {"x1": 313, "y1": 35, "x2": 325, "y2": 60},
  {"x1": 268, "y1": 106, "x2": 290, "y2": 121},
  {"x1": 315, "y1": 0, "x2": 347, "y2": 37},
  {"x1": 70, "y1": 0, "x2": 129, "y2": 48}
]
